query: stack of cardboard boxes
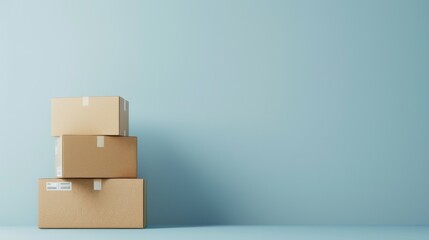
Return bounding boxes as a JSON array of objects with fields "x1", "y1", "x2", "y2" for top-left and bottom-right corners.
[{"x1": 38, "y1": 96, "x2": 146, "y2": 228}]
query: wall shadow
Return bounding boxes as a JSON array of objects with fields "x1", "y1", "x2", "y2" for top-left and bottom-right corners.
[{"x1": 133, "y1": 127, "x2": 224, "y2": 226}]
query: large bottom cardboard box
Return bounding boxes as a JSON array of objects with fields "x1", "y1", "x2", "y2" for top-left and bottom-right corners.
[
  {"x1": 39, "y1": 179, "x2": 146, "y2": 228},
  {"x1": 55, "y1": 135, "x2": 137, "y2": 178}
]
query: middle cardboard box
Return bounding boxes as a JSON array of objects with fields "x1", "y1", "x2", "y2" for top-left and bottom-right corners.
[{"x1": 55, "y1": 135, "x2": 137, "y2": 178}]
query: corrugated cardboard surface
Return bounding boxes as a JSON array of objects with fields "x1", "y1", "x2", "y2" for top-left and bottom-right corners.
[
  {"x1": 51, "y1": 96, "x2": 129, "y2": 136},
  {"x1": 39, "y1": 179, "x2": 146, "y2": 228},
  {"x1": 56, "y1": 136, "x2": 137, "y2": 178}
]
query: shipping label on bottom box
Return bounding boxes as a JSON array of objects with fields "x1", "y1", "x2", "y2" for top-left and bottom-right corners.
[{"x1": 46, "y1": 182, "x2": 72, "y2": 191}]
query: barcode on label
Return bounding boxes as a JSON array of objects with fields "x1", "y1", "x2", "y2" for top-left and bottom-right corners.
[
  {"x1": 46, "y1": 182, "x2": 72, "y2": 191},
  {"x1": 46, "y1": 182, "x2": 58, "y2": 190}
]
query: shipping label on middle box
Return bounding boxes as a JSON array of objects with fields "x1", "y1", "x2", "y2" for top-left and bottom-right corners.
[{"x1": 55, "y1": 135, "x2": 137, "y2": 178}]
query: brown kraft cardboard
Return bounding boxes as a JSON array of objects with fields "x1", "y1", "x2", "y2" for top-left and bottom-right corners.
[
  {"x1": 55, "y1": 135, "x2": 137, "y2": 178},
  {"x1": 51, "y1": 96, "x2": 129, "y2": 136},
  {"x1": 38, "y1": 178, "x2": 146, "y2": 228}
]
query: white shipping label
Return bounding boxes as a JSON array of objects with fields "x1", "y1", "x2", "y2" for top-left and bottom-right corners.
[{"x1": 46, "y1": 182, "x2": 72, "y2": 191}]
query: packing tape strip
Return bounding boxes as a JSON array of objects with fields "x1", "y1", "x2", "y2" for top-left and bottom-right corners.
[
  {"x1": 93, "y1": 179, "x2": 102, "y2": 191},
  {"x1": 123, "y1": 100, "x2": 127, "y2": 111},
  {"x1": 82, "y1": 96, "x2": 89, "y2": 106},
  {"x1": 55, "y1": 137, "x2": 62, "y2": 177},
  {"x1": 97, "y1": 136, "x2": 104, "y2": 148}
]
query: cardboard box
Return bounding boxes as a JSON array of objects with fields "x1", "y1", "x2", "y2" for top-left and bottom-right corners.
[
  {"x1": 51, "y1": 96, "x2": 129, "y2": 136},
  {"x1": 39, "y1": 178, "x2": 146, "y2": 228},
  {"x1": 55, "y1": 135, "x2": 137, "y2": 178}
]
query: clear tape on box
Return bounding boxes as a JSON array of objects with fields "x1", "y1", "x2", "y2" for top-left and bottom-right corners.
[
  {"x1": 93, "y1": 179, "x2": 102, "y2": 191},
  {"x1": 55, "y1": 137, "x2": 62, "y2": 177},
  {"x1": 82, "y1": 96, "x2": 89, "y2": 106},
  {"x1": 97, "y1": 136, "x2": 104, "y2": 148}
]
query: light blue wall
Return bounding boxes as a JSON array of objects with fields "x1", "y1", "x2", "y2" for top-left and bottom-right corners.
[{"x1": 1, "y1": 0, "x2": 429, "y2": 225}]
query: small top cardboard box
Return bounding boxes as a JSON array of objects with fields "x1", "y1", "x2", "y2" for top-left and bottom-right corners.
[{"x1": 51, "y1": 96, "x2": 129, "y2": 136}]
